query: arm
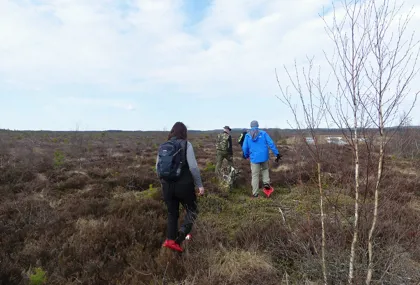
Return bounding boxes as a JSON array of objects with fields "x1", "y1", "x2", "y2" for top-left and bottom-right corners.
[
  {"x1": 242, "y1": 135, "x2": 249, "y2": 158},
  {"x1": 186, "y1": 142, "x2": 203, "y2": 188},
  {"x1": 265, "y1": 133, "x2": 279, "y2": 156},
  {"x1": 238, "y1": 133, "x2": 243, "y2": 144}
]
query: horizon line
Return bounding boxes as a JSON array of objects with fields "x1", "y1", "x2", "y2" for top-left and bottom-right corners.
[{"x1": 1, "y1": 126, "x2": 420, "y2": 132}]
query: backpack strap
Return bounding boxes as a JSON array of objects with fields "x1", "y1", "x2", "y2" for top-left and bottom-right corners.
[
  {"x1": 175, "y1": 139, "x2": 188, "y2": 168},
  {"x1": 183, "y1": 140, "x2": 188, "y2": 167}
]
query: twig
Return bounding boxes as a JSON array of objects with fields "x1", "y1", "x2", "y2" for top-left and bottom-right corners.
[
  {"x1": 278, "y1": 207, "x2": 287, "y2": 226},
  {"x1": 162, "y1": 261, "x2": 169, "y2": 285}
]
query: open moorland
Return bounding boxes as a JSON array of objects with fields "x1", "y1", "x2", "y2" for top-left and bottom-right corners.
[{"x1": 0, "y1": 129, "x2": 419, "y2": 285}]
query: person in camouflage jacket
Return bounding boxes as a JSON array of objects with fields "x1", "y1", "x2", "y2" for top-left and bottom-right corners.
[{"x1": 215, "y1": 126, "x2": 234, "y2": 177}]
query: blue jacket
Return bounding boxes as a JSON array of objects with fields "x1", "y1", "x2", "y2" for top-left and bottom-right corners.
[{"x1": 242, "y1": 128, "x2": 279, "y2": 164}]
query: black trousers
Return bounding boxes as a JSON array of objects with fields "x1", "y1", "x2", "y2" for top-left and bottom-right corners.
[{"x1": 162, "y1": 181, "x2": 198, "y2": 242}]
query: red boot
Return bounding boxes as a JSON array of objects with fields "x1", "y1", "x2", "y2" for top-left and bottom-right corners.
[
  {"x1": 162, "y1": 239, "x2": 183, "y2": 252},
  {"x1": 263, "y1": 184, "x2": 274, "y2": 198}
]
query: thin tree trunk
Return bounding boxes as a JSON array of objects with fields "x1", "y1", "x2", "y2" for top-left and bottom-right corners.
[
  {"x1": 348, "y1": 123, "x2": 360, "y2": 284},
  {"x1": 318, "y1": 162, "x2": 328, "y2": 285},
  {"x1": 348, "y1": 13, "x2": 360, "y2": 279},
  {"x1": 366, "y1": 106, "x2": 384, "y2": 284},
  {"x1": 348, "y1": 27, "x2": 360, "y2": 279}
]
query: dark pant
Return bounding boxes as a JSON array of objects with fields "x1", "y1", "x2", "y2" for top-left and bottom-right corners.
[{"x1": 162, "y1": 181, "x2": 198, "y2": 243}]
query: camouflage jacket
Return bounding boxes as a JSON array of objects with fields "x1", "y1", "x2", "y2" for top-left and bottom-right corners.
[{"x1": 216, "y1": 132, "x2": 233, "y2": 154}]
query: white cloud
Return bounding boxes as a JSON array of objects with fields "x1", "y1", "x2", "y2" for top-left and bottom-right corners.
[
  {"x1": 56, "y1": 97, "x2": 137, "y2": 111},
  {"x1": 125, "y1": 104, "x2": 135, "y2": 111},
  {"x1": 0, "y1": 0, "x2": 419, "y2": 120}
]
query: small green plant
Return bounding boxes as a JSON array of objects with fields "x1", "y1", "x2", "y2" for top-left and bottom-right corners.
[
  {"x1": 29, "y1": 267, "x2": 47, "y2": 285},
  {"x1": 53, "y1": 150, "x2": 65, "y2": 168},
  {"x1": 204, "y1": 161, "x2": 216, "y2": 172}
]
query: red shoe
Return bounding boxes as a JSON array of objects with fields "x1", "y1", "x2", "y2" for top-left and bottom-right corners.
[
  {"x1": 263, "y1": 186, "x2": 274, "y2": 198},
  {"x1": 162, "y1": 239, "x2": 183, "y2": 252}
]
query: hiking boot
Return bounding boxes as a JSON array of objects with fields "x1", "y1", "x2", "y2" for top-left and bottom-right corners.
[
  {"x1": 263, "y1": 183, "x2": 271, "y2": 189},
  {"x1": 263, "y1": 184, "x2": 274, "y2": 198},
  {"x1": 162, "y1": 239, "x2": 183, "y2": 252},
  {"x1": 251, "y1": 194, "x2": 259, "y2": 199}
]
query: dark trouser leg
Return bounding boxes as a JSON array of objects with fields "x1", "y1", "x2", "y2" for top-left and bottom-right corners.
[
  {"x1": 162, "y1": 183, "x2": 180, "y2": 240},
  {"x1": 180, "y1": 198, "x2": 197, "y2": 234},
  {"x1": 175, "y1": 184, "x2": 198, "y2": 244}
]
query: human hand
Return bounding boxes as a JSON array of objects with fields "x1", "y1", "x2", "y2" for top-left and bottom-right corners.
[
  {"x1": 275, "y1": 154, "x2": 282, "y2": 163},
  {"x1": 198, "y1": 187, "x2": 205, "y2": 196}
]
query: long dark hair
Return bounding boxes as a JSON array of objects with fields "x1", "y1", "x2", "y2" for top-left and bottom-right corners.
[{"x1": 167, "y1": 122, "x2": 188, "y2": 140}]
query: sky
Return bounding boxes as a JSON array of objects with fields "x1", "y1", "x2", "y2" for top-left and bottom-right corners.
[{"x1": 1, "y1": 0, "x2": 419, "y2": 131}]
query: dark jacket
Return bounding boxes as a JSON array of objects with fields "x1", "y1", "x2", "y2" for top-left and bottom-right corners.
[
  {"x1": 227, "y1": 134, "x2": 233, "y2": 155},
  {"x1": 238, "y1": 131, "x2": 247, "y2": 147}
]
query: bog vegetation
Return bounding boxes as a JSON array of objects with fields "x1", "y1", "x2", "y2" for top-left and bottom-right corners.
[
  {"x1": 0, "y1": 129, "x2": 419, "y2": 285},
  {"x1": 2, "y1": 0, "x2": 420, "y2": 283}
]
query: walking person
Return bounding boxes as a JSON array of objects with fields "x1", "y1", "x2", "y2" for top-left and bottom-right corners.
[
  {"x1": 242, "y1": 120, "x2": 282, "y2": 198},
  {"x1": 238, "y1": 128, "x2": 248, "y2": 158},
  {"x1": 215, "y1": 126, "x2": 234, "y2": 177},
  {"x1": 156, "y1": 122, "x2": 205, "y2": 252},
  {"x1": 237, "y1": 128, "x2": 248, "y2": 147}
]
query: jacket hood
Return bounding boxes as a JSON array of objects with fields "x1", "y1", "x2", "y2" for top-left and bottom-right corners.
[{"x1": 249, "y1": 127, "x2": 260, "y2": 141}]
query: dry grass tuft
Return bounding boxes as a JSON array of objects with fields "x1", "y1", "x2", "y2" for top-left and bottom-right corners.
[{"x1": 209, "y1": 249, "x2": 275, "y2": 280}]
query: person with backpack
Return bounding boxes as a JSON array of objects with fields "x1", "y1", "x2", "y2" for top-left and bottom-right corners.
[
  {"x1": 215, "y1": 126, "x2": 234, "y2": 177},
  {"x1": 238, "y1": 128, "x2": 248, "y2": 158},
  {"x1": 156, "y1": 122, "x2": 204, "y2": 252},
  {"x1": 238, "y1": 128, "x2": 247, "y2": 147},
  {"x1": 242, "y1": 120, "x2": 282, "y2": 198}
]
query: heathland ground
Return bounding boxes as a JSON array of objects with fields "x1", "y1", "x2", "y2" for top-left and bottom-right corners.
[{"x1": 0, "y1": 129, "x2": 419, "y2": 284}]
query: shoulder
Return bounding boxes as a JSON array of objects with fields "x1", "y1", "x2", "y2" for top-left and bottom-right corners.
[
  {"x1": 261, "y1": 130, "x2": 269, "y2": 136},
  {"x1": 176, "y1": 139, "x2": 189, "y2": 147}
]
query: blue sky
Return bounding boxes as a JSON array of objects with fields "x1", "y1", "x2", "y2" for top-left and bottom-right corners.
[{"x1": 1, "y1": 0, "x2": 419, "y2": 131}]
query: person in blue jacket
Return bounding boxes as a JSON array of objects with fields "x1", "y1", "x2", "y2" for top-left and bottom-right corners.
[{"x1": 242, "y1": 120, "x2": 282, "y2": 197}]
